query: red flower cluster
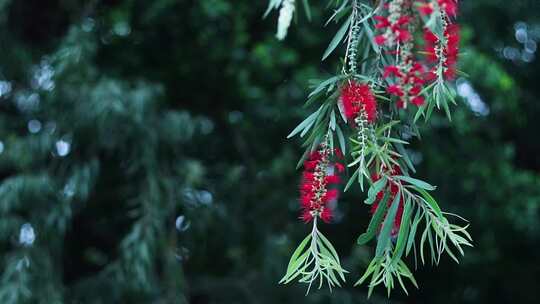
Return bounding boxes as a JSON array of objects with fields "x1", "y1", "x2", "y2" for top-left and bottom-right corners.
[
  {"x1": 370, "y1": 165, "x2": 405, "y2": 236},
  {"x1": 424, "y1": 24, "x2": 460, "y2": 80},
  {"x1": 340, "y1": 81, "x2": 377, "y2": 123},
  {"x1": 438, "y1": 0, "x2": 458, "y2": 17},
  {"x1": 374, "y1": 15, "x2": 412, "y2": 46},
  {"x1": 417, "y1": 0, "x2": 458, "y2": 17},
  {"x1": 384, "y1": 61, "x2": 426, "y2": 108},
  {"x1": 300, "y1": 147, "x2": 343, "y2": 223},
  {"x1": 374, "y1": 1, "x2": 426, "y2": 108},
  {"x1": 373, "y1": 1, "x2": 413, "y2": 48}
]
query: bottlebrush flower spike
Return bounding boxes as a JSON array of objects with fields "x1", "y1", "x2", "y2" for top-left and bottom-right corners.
[
  {"x1": 374, "y1": 16, "x2": 391, "y2": 29},
  {"x1": 416, "y1": 0, "x2": 458, "y2": 17},
  {"x1": 299, "y1": 144, "x2": 342, "y2": 224},
  {"x1": 383, "y1": 65, "x2": 403, "y2": 78},
  {"x1": 376, "y1": 0, "x2": 428, "y2": 108},
  {"x1": 387, "y1": 84, "x2": 405, "y2": 97},
  {"x1": 339, "y1": 81, "x2": 377, "y2": 124},
  {"x1": 444, "y1": 24, "x2": 460, "y2": 79},
  {"x1": 373, "y1": 0, "x2": 413, "y2": 47},
  {"x1": 423, "y1": 25, "x2": 460, "y2": 80},
  {"x1": 438, "y1": 0, "x2": 458, "y2": 17}
]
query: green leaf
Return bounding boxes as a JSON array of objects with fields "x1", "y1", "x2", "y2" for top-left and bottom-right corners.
[
  {"x1": 414, "y1": 105, "x2": 425, "y2": 123},
  {"x1": 280, "y1": 233, "x2": 311, "y2": 283},
  {"x1": 368, "y1": 259, "x2": 383, "y2": 298},
  {"x1": 287, "y1": 109, "x2": 319, "y2": 139},
  {"x1": 308, "y1": 76, "x2": 342, "y2": 98},
  {"x1": 398, "y1": 260, "x2": 418, "y2": 288},
  {"x1": 322, "y1": 15, "x2": 352, "y2": 61},
  {"x1": 406, "y1": 208, "x2": 423, "y2": 256},
  {"x1": 416, "y1": 187, "x2": 444, "y2": 219},
  {"x1": 317, "y1": 230, "x2": 341, "y2": 263},
  {"x1": 329, "y1": 109, "x2": 336, "y2": 131},
  {"x1": 263, "y1": 0, "x2": 281, "y2": 18},
  {"x1": 382, "y1": 137, "x2": 409, "y2": 145},
  {"x1": 394, "y1": 175, "x2": 436, "y2": 191},
  {"x1": 295, "y1": 148, "x2": 311, "y2": 169},
  {"x1": 354, "y1": 258, "x2": 377, "y2": 286},
  {"x1": 376, "y1": 191, "x2": 401, "y2": 257},
  {"x1": 344, "y1": 168, "x2": 359, "y2": 192},
  {"x1": 365, "y1": 177, "x2": 387, "y2": 205},
  {"x1": 302, "y1": 0, "x2": 311, "y2": 21},
  {"x1": 362, "y1": 17, "x2": 379, "y2": 53},
  {"x1": 375, "y1": 120, "x2": 400, "y2": 136},
  {"x1": 392, "y1": 198, "x2": 412, "y2": 266},
  {"x1": 395, "y1": 143, "x2": 415, "y2": 173},
  {"x1": 336, "y1": 124, "x2": 346, "y2": 155},
  {"x1": 280, "y1": 250, "x2": 310, "y2": 284},
  {"x1": 357, "y1": 192, "x2": 390, "y2": 245}
]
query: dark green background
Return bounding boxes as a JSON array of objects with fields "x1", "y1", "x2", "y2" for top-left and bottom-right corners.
[{"x1": 0, "y1": 0, "x2": 539, "y2": 303}]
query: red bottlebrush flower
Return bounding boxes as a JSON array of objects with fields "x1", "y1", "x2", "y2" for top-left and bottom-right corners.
[
  {"x1": 375, "y1": 35, "x2": 387, "y2": 45},
  {"x1": 387, "y1": 84, "x2": 404, "y2": 97},
  {"x1": 383, "y1": 65, "x2": 403, "y2": 78},
  {"x1": 301, "y1": 193, "x2": 313, "y2": 208},
  {"x1": 418, "y1": 2, "x2": 434, "y2": 15},
  {"x1": 438, "y1": 0, "x2": 458, "y2": 17},
  {"x1": 423, "y1": 29, "x2": 438, "y2": 63},
  {"x1": 334, "y1": 148, "x2": 344, "y2": 159},
  {"x1": 444, "y1": 67, "x2": 456, "y2": 80},
  {"x1": 299, "y1": 144, "x2": 341, "y2": 224},
  {"x1": 340, "y1": 81, "x2": 377, "y2": 123},
  {"x1": 323, "y1": 189, "x2": 339, "y2": 203},
  {"x1": 423, "y1": 24, "x2": 460, "y2": 81},
  {"x1": 375, "y1": 1, "x2": 430, "y2": 108},
  {"x1": 325, "y1": 175, "x2": 341, "y2": 184},
  {"x1": 424, "y1": 29, "x2": 438, "y2": 44},
  {"x1": 411, "y1": 75, "x2": 426, "y2": 86},
  {"x1": 409, "y1": 86, "x2": 422, "y2": 96},
  {"x1": 424, "y1": 69, "x2": 437, "y2": 81},
  {"x1": 411, "y1": 95, "x2": 425, "y2": 106},
  {"x1": 411, "y1": 62, "x2": 424, "y2": 73},
  {"x1": 301, "y1": 210, "x2": 314, "y2": 223},
  {"x1": 443, "y1": 25, "x2": 460, "y2": 79},
  {"x1": 396, "y1": 29, "x2": 412, "y2": 43},
  {"x1": 320, "y1": 207, "x2": 333, "y2": 223},
  {"x1": 425, "y1": 47, "x2": 437, "y2": 62},
  {"x1": 395, "y1": 16, "x2": 411, "y2": 27},
  {"x1": 303, "y1": 160, "x2": 318, "y2": 170},
  {"x1": 335, "y1": 162, "x2": 345, "y2": 173},
  {"x1": 374, "y1": 16, "x2": 391, "y2": 29},
  {"x1": 303, "y1": 172, "x2": 315, "y2": 181}
]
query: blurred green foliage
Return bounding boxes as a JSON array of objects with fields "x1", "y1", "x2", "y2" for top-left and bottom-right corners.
[{"x1": 0, "y1": 0, "x2": 539, "y2": 303}]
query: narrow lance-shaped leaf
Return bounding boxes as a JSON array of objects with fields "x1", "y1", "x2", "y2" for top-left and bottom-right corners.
[
  {"x1": 287, "y1": 108, "x2": 320, "y2": 139},
  {"x1": 406, "y1": 207, "x2": 423, "y2": 256},
  {"x1": 357, "y1": 191, "x2": 391, "y2": 245},
  {"x1": 280, "y1": 233, "x2": 312, "y2": 283},
  {"x1": 394, "y1": 175, "x2": 437, "y2": 191},
  {"x1": 392, "y1": 197, "x2": 413, "y2": 266},
  {"x1": 302, "y1": 0, "x2": 311, "y2": 21},
  {"x1": 322, "y1": 15, "x2": 352, "y2": 61},
  {"x1": 365, "y1": 177, "x2": 387, "y2": 205},
  {"x1": 416, "y1": 187, "x2": 444, "y2": 220},
  {"x1": 376, "y1": 191, "x2": 401, "y2": 257}
]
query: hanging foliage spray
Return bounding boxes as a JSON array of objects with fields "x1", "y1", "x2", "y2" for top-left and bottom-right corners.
[{"x1": 266, "y1": 0, "x2": 472, "y2": 297}]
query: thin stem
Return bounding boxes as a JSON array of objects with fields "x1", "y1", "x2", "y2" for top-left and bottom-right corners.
[{"x1": 343, "y1": 0, "x2": 359, "y2": 75}]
